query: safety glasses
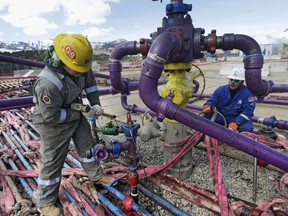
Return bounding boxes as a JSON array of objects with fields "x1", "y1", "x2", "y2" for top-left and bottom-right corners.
[{"x1": 229, "y1": 79, "x2": 241, "y2": 83}]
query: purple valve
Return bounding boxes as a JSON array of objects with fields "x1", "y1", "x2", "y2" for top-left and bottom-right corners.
[{"x1": 94, "y1": 145, "x2": 109, "y2": 162}]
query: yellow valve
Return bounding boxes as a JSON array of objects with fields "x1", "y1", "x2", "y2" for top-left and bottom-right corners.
[{"x1": 161, "y1": 63, "x2": 194, "y2": 123}]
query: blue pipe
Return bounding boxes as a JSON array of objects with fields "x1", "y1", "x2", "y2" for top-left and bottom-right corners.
[
  {"x1": 0, "y1": 119, "x2": 38, "y2": 182},
  {"x1": 15, "y1": 112, "x2": 39, "y2": 134},
  {"x1": 7, "y1": 158, "x2": 34, "y2": 197},
  {"x1": 1, "y1": 127, "x2": 32, "y2": 170},
  {"x1": 64, "y1": 150, "x2": 130, "y2": 214},
  {"x1": 10, "y1": 128, "x2": 30, "y2": 152},
  {"x1": 97, "y1": 192, "x2": 127, "y2": 216},
  {"x1": 62, "y1": 160, "x2": 72, "y2": 169},
  {"x1": 137, "y1": 184, "x2": 191, "y2": 216},
  {"x1": 77, "y1": 190, "x2": 97, "y2": 210},
  {"x1": 64, "y1": 190, "x2": 89, "y2": 216},
  {"x1": 66, "y1": 153, "x2": 82, "y2": 168},
  {"x1": 0, "y1": 142, "x2": 33, "y2": 198},
  {"x1": 27, "y1": 129, "x2": 38, "y2": 139},
  {"x1": 101, "y1": 184, "x2": 153, "y2": 216},
  {"x1": 64, "y1": 149, "x2": 135, "y2": 215},
  {"x1": 77, "y1": 186, "x2": 126, "y2": 216}
]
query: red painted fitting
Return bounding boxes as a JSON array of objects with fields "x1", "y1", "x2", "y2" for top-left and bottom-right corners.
[
  {"x1": 139, "y1": 38, "x2": 149, "y2": 58},
  {"x1": 207, "y1": 29, "x2": 217, "y2": 53},
  {"x1": 127, "y1": 172, "x2": 139, "y2": 187},
  {"x1": 256, "y1": 158, "x2": 269, "y2": 167},
  {"x1": 122, "y1": 196, "x2": 135, "y2": 211}
]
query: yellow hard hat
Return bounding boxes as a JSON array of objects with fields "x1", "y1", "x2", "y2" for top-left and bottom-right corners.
[{"x1": 54, "y1": 33, "x2": 93, "y2": 73}]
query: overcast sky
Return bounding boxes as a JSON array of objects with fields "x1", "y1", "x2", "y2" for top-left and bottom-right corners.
[{"x1": 0, "y1": 0, "x2": 287, "y2": 45}]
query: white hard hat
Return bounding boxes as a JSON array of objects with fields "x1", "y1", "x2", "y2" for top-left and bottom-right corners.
[{"x1": 227, "y1": 67, "x2": 245, "y2": 80}]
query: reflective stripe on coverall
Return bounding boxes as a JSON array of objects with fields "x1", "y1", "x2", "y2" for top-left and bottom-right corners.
[
  {"x1": 204, "y1": 84, "x2": 256, "y2": 132},
  {"x1": 32, "y1": 66, "x2": 103, "y2": 208}
]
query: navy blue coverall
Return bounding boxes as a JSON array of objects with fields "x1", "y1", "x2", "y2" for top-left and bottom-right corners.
[{"x1": 204, "y1": 84, "x2": 256, "y2": 132}]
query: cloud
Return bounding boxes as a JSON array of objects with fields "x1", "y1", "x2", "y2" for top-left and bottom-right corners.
[
  {"x1": 241, "y1": 27, "x2": 288, "y2": 44},
  {"x1": 0, "y1": 0, "x2": 115, "y2": 39},
  {"x1": 82, "y1": 27, "x2": 114, "y2": 41},
  {"x1": 61, "y1": 0, "x2": 111, "y2": 25}
]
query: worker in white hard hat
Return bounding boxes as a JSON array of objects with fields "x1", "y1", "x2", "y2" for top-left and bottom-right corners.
[
  {"x1": 202, "y1": 67, "x2": 256, "y2": 132},
  {"x1": 32, "y1": 33, "x2": 115, "y2": 216}
]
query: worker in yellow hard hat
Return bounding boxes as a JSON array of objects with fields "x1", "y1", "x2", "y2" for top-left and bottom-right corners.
[{"x1": 32, "y1": 33, "x2": 115, "y2": 216}]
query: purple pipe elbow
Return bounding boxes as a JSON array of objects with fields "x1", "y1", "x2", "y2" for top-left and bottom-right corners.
[
  {"x1": 121, "y1": 95, "x2": 156, "y2": 116},
  {"x1": 219, "y1": 34, "x2": 274, "y2": 97},
  {"x1": 245, "y1": 68, "x2": 273, "y2": 98},
  {"x1": 139, "y1": 32, "x2": 180, "y2": 116},
  {"x1": 120, "y1": 78, "x2": 164, "y2": 114},
  {"x1": 234, "y1": 35, "x2": 271, "y2": 97},
  {"x1": 108, "y1": 41, "x2": 140, "y2": 93}
]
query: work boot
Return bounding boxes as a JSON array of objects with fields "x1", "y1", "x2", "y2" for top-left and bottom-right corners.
[
  {"x1": 37, "y1": 205, "x2": 63, "y2": 216},
  {"x1": 96, "y1": 175, "x2": 117, "y2": 186}
]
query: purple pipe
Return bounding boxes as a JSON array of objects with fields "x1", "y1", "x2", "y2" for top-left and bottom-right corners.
[
  {"x1": 187, "y1": 104, "x2": 288, "y2": 130},
  {"x1": 193, "y1": 93, "x2": 288, "y2": 106},
  {"x1": 120, "y1": 139, "x2": 136, "y2": 155},
  {"x1": 138, "y1": 37, "x2": 288, "y2": 172},
  {"x1": 108, "y1": 34, "x2": 178, "y2": 95},
  {"x1": 0, "y1": 81, "x2": 142, "y2": 111},
  {"x1": 0, "y1": 54, "x2": 45, "y2": 68},
  {"x1": 0, "y1": 97, "x2": 34, "y2": 111},
  {"x1": 215, "y1": 34, "x2": 276, "y2": 97},
  {"x1": 121, "y1": 95, "x2": 156, "y2": 116},
  {"x1": 94, "y1": 73, "x2": 110, "y2": 79},
  {"x1": 253, "y1": 116, "x2": 288, "y2": 131},
  {"x1": 98, "y1": 81, "x2": 140, "y2": 95},
  {"x1": 270, "y1": 83, "x2": 288, "y2": 93},
  {"x1": 108, "y1": 41, "x2": 141, "y2": 94},
  {"x1": 139, "y1": 75, "x2": 288, "y2": 171}
]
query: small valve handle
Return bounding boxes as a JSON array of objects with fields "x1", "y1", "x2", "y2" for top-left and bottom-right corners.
[
  {"x1": 86, "y1": 145, "x2": 108, "y2": 162},
  {"x1": 94, "y1": 146, "x2": 109, "y2": 162}
]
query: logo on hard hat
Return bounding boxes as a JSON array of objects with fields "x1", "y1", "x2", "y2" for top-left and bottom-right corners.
[
  {"x1": 233, "y1": 71, "x2": 239, "y2": 76},
  {"x1": 64, "y1": 45, "x2": 76, "y2": 60}
]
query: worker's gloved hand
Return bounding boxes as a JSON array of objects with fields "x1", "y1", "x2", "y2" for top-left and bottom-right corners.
[
  {"x1": 228, "y1": 122, "x2": 238, "y2": 131},
  {"x1": 92, "y1": 105, "x2": 104, "y2": 116},
  {"x1": 83, "y1": 105, "x2": 104, "y2": 117},
  {"x1": 203, "y1": 104, "x2": 213, "y2": 114}
]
